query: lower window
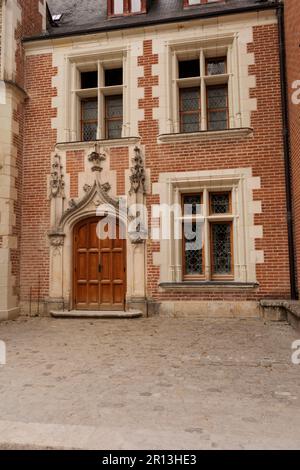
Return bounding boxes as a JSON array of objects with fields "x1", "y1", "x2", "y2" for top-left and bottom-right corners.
[{"x1": 182, "y1": 191, "x2": 234, "y2": 281}]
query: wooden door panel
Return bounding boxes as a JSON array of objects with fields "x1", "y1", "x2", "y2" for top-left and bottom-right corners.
[
  {"x1": 77, "y1": 225, "x2": 88, "y2": 248},
  {"x1": 76, "y1": 283, "x2": 87, "y2": 304},
  {"x1": 74, "y1": 217, "x2": 126, "y2": 311},
  {"x1": 77, "y1": 253, "x2": 87, "y2": 280},
  {"x1": 112, "y1": 252, "x2": 123, "y2": 280},
  {"x1": 113, "y1": 283, "x2": 124, "y2": 304},
  {"x1": 89, "y1": 222, "x2": 99, "y2": 248},
  {"x1": 88, "y1": 252, "x2": 99, "y2": 280},
  {"x1": 88, "y1": 282, "x2": 99, "y2": 305}
]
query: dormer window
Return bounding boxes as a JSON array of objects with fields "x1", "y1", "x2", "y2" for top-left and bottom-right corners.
[
  {"x1": 108, "y1": 0, "x2": 147, "y2": 17},
  {"x1": 184, "y1": 0, "x2": 222, "y2": 6}
]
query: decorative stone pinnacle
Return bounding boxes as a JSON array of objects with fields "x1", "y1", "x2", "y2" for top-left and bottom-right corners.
[{"x1": 129, "y1": 146, "x2": 146, "y2": 195}]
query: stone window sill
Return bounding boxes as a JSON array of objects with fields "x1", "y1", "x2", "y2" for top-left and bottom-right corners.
[
  {"x1": 159, "y1": 281, "x2": 259, "y2": 290},
  {"x1": 157, "y1": 128, "x2": 253, "y2": 144},
  {"x1": 55, "y1": 136, "x2": 141, "y2": 151}
]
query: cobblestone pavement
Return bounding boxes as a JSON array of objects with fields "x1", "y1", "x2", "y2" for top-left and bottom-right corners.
[{"x1": 0, "y1": 316, "x2": 299, "y2": 450}]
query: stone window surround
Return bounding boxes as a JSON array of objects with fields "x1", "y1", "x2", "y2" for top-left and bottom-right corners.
[
  {"x1": 66, "y1": 47, "x2": 130, "y2": 143},
  {"x1": 164, "y1": 34, "x2": 245, "y2": 136},
  {"x1": 152, "y1": 168, "x2": 263, "y2": 286}
]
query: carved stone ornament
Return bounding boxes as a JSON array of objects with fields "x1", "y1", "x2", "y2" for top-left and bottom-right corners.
[
  {"x1": 50, "y1": 154, "x2": 65, "y2": 198},
  {"x1": 59, "y1": 180, "x2": 120, "y2": 229},
  {"x1": 88, "y1": 151, "x2": 106, "y2": 172},
  {"x1": 129, "y1": 147, "x2": 146, "y2": 195},
  {"x1": 48, "y1": 232, "x2": 65, "y2": 253}
]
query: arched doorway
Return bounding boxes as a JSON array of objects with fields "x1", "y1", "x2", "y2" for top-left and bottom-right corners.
[{"x1": 73, "y1": 217, "x2": 126, "y2": 311}]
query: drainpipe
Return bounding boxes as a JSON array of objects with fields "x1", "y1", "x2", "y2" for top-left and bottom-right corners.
[{"x1": 276, "y1": 1, "x2": 298, "y2": 300}]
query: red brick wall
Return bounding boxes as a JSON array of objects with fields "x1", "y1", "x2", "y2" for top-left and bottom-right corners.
[
  {"x1": 110, "y1": 147, "x2": 129, "y2": 195},
  {"x1": 138, "y1": 26, "x2": 290, "y2": 302},
  {"x1": 285, "y1": 0, "x2": 300, "y2": 294},
  {"x1": 20, "y1": 54, "x2": 57, "y2": 303},
  {"x1": 66, "y1": 151, "x2": 85, "y2": 198}
]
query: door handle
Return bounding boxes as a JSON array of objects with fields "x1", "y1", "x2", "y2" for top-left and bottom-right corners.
[{"x1": 98, "y1": 264, "x2": 102, "y2": 273}]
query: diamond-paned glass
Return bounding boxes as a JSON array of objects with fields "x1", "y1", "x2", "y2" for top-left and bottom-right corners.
[
  {"x1": 207, "y1": 86, "x2": 228, "y2": 131},
  {"x1": 106, "y1": 95, "x2": 123, "y2": 139},
  {"x1": 82, "y1": 100, "x2": 97, "y2": 120},
  {"x1": 107, "y1": 119, "x2": 123, "y2": 139},
  {"x1": 212, "y1": 223, "x2": 232, "y2": 275},
  {"x1": 81, "y1": 99, "x2": 97, "y2": 141},
  {"x1": 210, "y1": 193, "x2": 230, "y2": 214},
  {"x1": 184, "y1": 221, "x2": 204, "y2": 276},
  {"x1": 82, "y1": 123, "x2": 97, "y2": 141},
  {"x1": 180, "y1": 88, "x2": 200, "y2": 133},
  {"x1": 206, "y1": 58, "x2": 226, "y2": 76},
  {"x1": 183, "y1": 195, "x2": 202, "y2": 216}
]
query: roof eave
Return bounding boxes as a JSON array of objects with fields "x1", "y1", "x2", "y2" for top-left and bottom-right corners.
[{"x1": 23, "y1": 2, "x2": 279, "y2": 43}]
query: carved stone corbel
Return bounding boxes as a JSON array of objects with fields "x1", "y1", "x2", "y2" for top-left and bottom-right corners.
[
  {"x1": 50, "y1": 154, "x2": 65, "y2": 199},
  {"x1": 48, "y1": 231, "x2": 65, "y2": 254},
  {"x1": 88, "y1": 151, "x2": 106, "y2": 173}
]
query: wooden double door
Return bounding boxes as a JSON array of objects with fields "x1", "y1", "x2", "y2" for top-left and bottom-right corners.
[{"x1": 73, "y1": 217, "x2": 126, "y2": 311}]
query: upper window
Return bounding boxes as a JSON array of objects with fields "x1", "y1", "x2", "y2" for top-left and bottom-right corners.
[
  {"x1": 184, "y1": 0, "x2": 222, "y2": 6},
  {"x1": 71, "y1": 59, "x2": 124, "y2": 142},
  {"x1": 175, "y1": 52, "x2": 229, "y2": 134},
  {"x1": 108, "y1": 0, "x2": 147, "y2": 16}
]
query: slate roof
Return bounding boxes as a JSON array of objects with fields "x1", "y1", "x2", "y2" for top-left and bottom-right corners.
[{"x1": 28, "y1": 0, "x2": 277, "y2": 40}]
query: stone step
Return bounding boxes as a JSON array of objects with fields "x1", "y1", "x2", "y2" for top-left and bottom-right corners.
[{"x1": 50, "y1": 310, "x2": 143, "y2": 319}]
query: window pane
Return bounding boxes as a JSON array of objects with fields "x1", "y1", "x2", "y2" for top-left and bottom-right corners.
[
  {"x1": 83, "y1": 122, "x2": 97, "y2": 141},
  {"x1": 178, "y1": 59, "x2": 200, "y2": 79},
  {"x1": 184, "y1": 221, "x2": 204, "y2": 276},
  {"x1": 210, "y1": 193, "x2": 230, "y2": 214},
  {"x1": 82, "y1": 100, "x2": 97, "y2": 120},
  {"x1": 81, "y1": 71, "x2": 98, "y2": 89},
  {"x1": 131, "y1": 0, "x2": 142, "y2": 12},
  {"x1": 207, "y1": 86, "x2": 228, "y2": 131},
  {"x1": 180, "y1": 88, "x2": 200, "y2": 111},
  {"x1": 207, "y1": 87, "x2": 227, "y2": 108},
  {"x1": 206, "y1": 58, "x2": 226, "y2": 76},
  {"x1": 183, "y1": 194, "x2": 202, "y2": 216},
  {"x1": 181, "y1": 114, "x2": 199, "y2": 133},
  {"x1": 105, "y1": 68, "x2": 123, "y2": 86},
  {"x1": 106, "y1": 95, "x2": 123, "y2": 118},
  {"x1": 113, "y1": 0, "x2": 124, "y2": 14},
  {"x1": 106, "y1": 95, "x2": 123, "y2": 139},
  {"x1": 180, "y1": 87, "x2": 200, "y2": 133},
  {"x1": 208, "y1": 111, "x2": 227, "y2": 130},
  {"x1": 107, "y1": 120, "x2": 123, "y2": 139},
  {"x1": 212, "y1": 223, "x2": 232, "y2": 275}
]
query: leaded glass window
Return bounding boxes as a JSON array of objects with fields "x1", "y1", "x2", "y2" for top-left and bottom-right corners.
[
  {"x1": 207, "y1": 85, "x2": 228, "y2": 131},
  {"x1": 210, "y1": 192, "x2": 230, "y2": 214},
  {"x1": 81, "y1": 99, "x2": 97, "y2": 141},
  {"x1": 184, "y1": 222, "x2": 204, "y2": 276},
  {"x1": 182, "y1": 194, "x2": 204, "y2": 278},
  {"x1": 180, "y1": 88, "x2": 200, "y2": 133},
  {"x1": 211, "y1": 222, "x2": 232, "y2": 276},
  {"x1": 207, "y1": 86, "x2": 228, "y2": 131},
  {"x1": 206, "y1": 58, "x2": 227, "y2": 76},
  {"x1": 105, "y1": 95, "x2": 123, "y2": 139}
]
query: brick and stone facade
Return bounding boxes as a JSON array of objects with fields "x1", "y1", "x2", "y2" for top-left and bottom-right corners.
[{"x1": 1, "y1": 0, "x2": 299, "y2": 319}]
